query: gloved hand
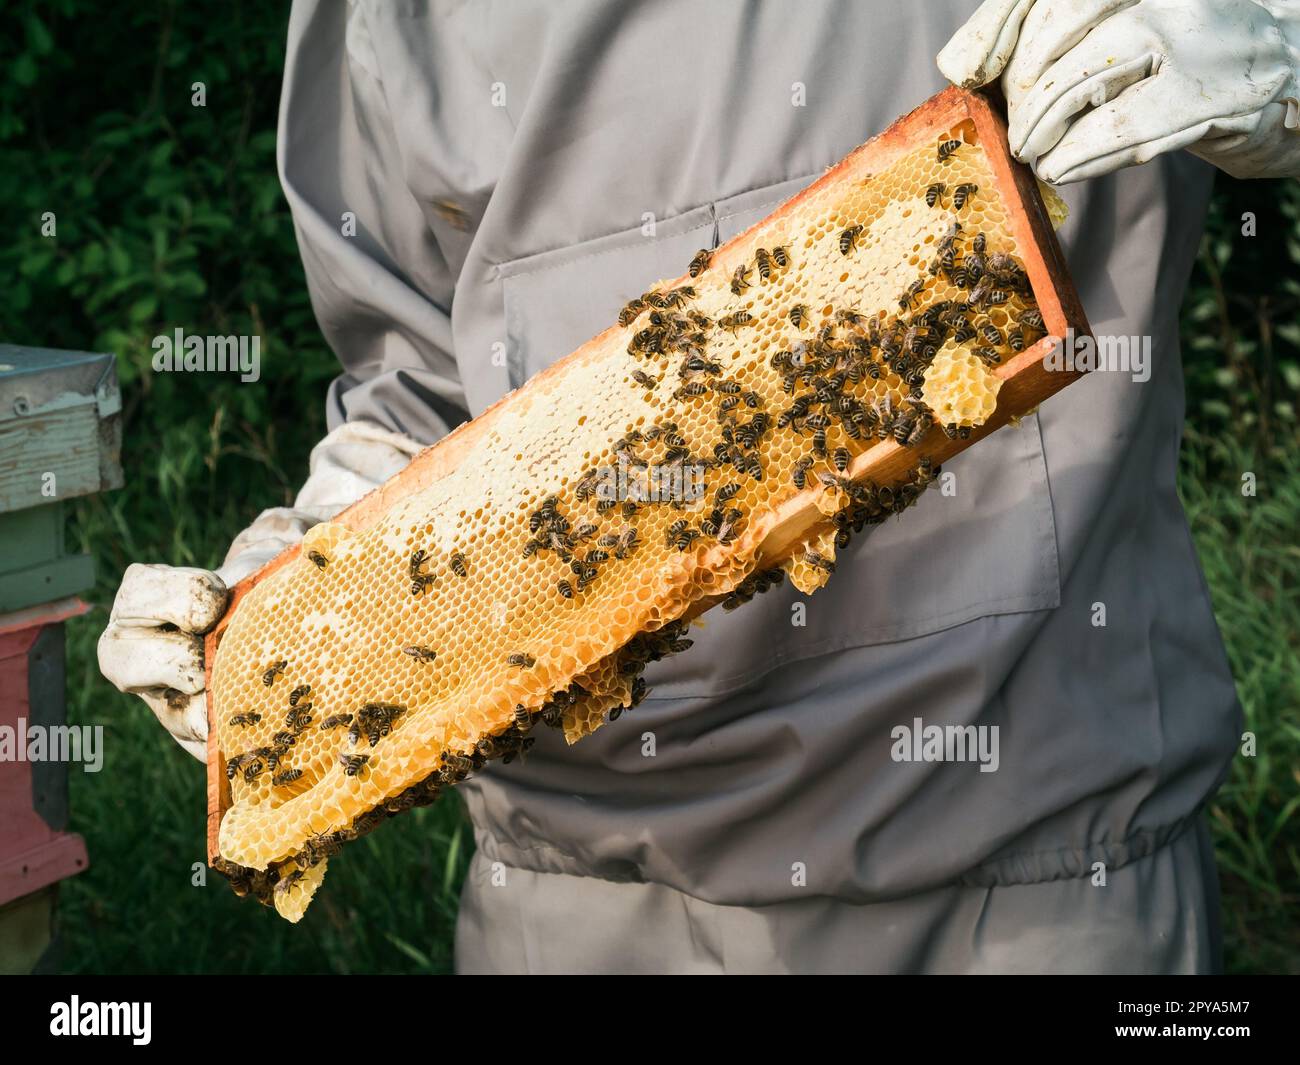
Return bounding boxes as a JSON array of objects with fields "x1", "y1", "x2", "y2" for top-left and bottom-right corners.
[
  {"x1": 97, "y1": 421, "x2": 423, "y2": 762},
  {"x1": 939, "y1": 0, "x2": 1300, "y2": 183}
]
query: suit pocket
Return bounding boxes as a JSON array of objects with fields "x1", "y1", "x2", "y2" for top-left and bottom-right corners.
[{"x1": 497, "y1": 180, "x2": 1062, "y2": 698}]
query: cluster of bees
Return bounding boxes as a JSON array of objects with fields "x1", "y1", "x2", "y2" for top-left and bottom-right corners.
[
  {"x1": 224, "y1": 672, "x2": 314, "y2": 787},
  {"x1": 221, "y1": 622, "x2": 686, "y2": 907},
  {"x1": 227, "y1": 673, "x2": 421, "y2": 794},
  {"x1": 521, "y1": 492, "x2": 636, "y2": 599}
]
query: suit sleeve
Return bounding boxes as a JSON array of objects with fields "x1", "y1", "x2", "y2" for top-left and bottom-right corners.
[{"x1": 277, "y1": 0, "x2": 469, "y2": 445}]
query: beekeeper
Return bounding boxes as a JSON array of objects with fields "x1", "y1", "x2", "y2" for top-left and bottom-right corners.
[{"x1": 99, "y1": 0, "x2": 1300, "y2": 973}]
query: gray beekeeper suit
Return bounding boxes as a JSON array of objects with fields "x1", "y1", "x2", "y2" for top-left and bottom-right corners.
[{"x1": 273, "y1": 0, "x2": 1257, "y2": 973}]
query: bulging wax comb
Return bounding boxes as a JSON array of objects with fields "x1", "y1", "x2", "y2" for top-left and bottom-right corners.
[{"x1": 206, "y1": 88, "x2": 1088, "y2": 920}]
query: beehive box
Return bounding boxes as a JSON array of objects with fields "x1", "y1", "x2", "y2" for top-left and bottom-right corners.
[{"x1": 206, "y1": 87, "x2": 1089, "y2": 921}]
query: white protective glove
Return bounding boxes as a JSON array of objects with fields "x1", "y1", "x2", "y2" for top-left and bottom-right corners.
[
  {"x1": 97, "y1": 421, "x2": 423, "y2": 761},
  {"x1": 938, "y1": 0, "x2": 1300, "y2": 183}
]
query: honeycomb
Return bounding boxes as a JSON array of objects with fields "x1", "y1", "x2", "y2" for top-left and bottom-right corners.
[{"x1": 211, "y1": 111, "x2": 1060, "y2": 919}]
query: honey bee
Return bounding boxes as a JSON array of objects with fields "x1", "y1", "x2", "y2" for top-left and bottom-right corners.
[
  {"x1": 839, "y1": 224, "x2": 864, "y2": 256},
  {"x1": 262, "y1": 661, "x2": 288, "y2": 687},
  {"x1": 937, "y1": 138, "x2": 962, "y2": 163},
  {"x1": 673, "y1": 526, "x2": 701, "y2": 550},
  {"x1": 985, "y1": 252, "x2": 1021, "y2": 282},
  {"x1": 630, "y1": 327, "x2": 663, "y2": 354},
  {"x1": 978, "y1": 322, "x2": 1002, "y2": 346},
  {"x1": 307, "y1": 550, "x2": 328, "y2": 570},
  {"x1": 953, "y1": 183, "x2": 978, "y2": 210},
  {"x1": 805, "y1": 550, "x2": 836, "y2": 574},
  {"x1": 788, "y1": 304, "x2": 808, "y2": 330},
  {"x1": 666, "y1": 285, "x2": 696, "y2": 307},
  {"x1": 836, "y1": 308, "x2": 864, "y2": 327},
  {"x1": 685, "y1": 355, "x2": 723, "y2": 376},
  {"x1": 899, "y1": 278, "x2": 926, "y2": 311},
  {"x1": 905, "y1": 415, "x2": 929, "y2": 447},
  {"x1": 932, "y1": 240, "x2": 958, "y2": 277},
  {"x1": 716, "y1": 509, "x2": 743, "y2": 545},
  {"x1": 1018, "y1": 307, "x2": 1045, "y2": 331},
  {"x1": 730, "y1": 264, "x2": 752, "y2": 295},
  {"x1": 618, "y1": 297, "x2": 647, "y2": 327},
  {"x1": 506, "y1": 652, "x2": 537, "y2": 669},
  {"x1": 969, "y1": 279, "x2": 1008, "y2": 307},
  {"x1": 718, "y1": 311, "x2": 754, "y2": 334},
  {"x1": 615, "y1": 527, "x2": 640, "y2": 559},
  {"x1": 449, "y1": 551, "x2": 468, "y2": 577},
  {"x1": 403, "y1": 645, "x2": 438, "y2": 662},
  {"x1": 289, "y1": 684, "x2": 312, "y2": 706},
  {"x1": 229, "y1": 713, "x2": 262, "y2": 728},
  {"x1": 410, "y1": 573, "x2": 436, "y2": 596},
  {"x1": 319, "y1": 713, "x2": 354, "y2": 731},
  {"x1": 973, "y1": 345, "x2": 1001, "y2": 367},
  {"x1": 772, "y1": 245, "x2": 789, "y2": 268},
  {"x1": 285, "y1": 704, "x2": 314, "y2": 731},
  {"x1": 687, "y1": 248, "x2": 712, "y2": 278},
  {"x1": 241, "y1": 756, "x2": 266, "y2": 783},
  {"x1": 833, "y1": 447, "x2": 851, "y2": 472},
  {"x1": 1008, "y1": 328, "x2": 1026, "y2": 352},
  {"x1": 755, "y1": 247, "x2": 773, "y2": 281},
  {"x1": 557, "y1": 579, "x2": 575, "y2": 599},
  {"x1": 339, "y1": 753, "x2": 370, "y2": 777},
  {"x1": 273, "y1": 768, "x2": 303, "y2": 787},
  {"x1": 792, "y1": 456, "x2": 814, "y2": 488},
  {"x1": 715, "y1": 482, "x2": 741, "y2": 504},
  {"x1": 632, "y1": 370, "x2": 658, "y2": 390},
  {"x1": 925, "y1": 182, "x2": 946, "y2": 207}
]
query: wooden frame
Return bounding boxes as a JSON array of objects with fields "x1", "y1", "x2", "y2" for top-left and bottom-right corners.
[{"x1": 207, "y1": 86, "x2": 1091, "y2": 864}]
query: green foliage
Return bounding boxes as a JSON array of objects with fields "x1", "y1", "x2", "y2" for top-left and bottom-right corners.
[
  {"x1": 0, "y1": 1, "x2": 1293, "y2": 973},
  {"x1": 1180, "y1": 176, "x2": 1300, "y2": 465},
  {"x1": 0, "y1": 0, "x2": 336, "y2": 579}
]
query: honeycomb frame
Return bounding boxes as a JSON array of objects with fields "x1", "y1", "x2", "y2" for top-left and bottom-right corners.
[{"x1": 204, "y1": 86, "x2": 1092, "y2": 897}]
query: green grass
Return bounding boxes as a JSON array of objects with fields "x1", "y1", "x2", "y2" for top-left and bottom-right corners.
[{"x1": 1179, "y1": 434, "x2": 1300, "y2": 974}]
